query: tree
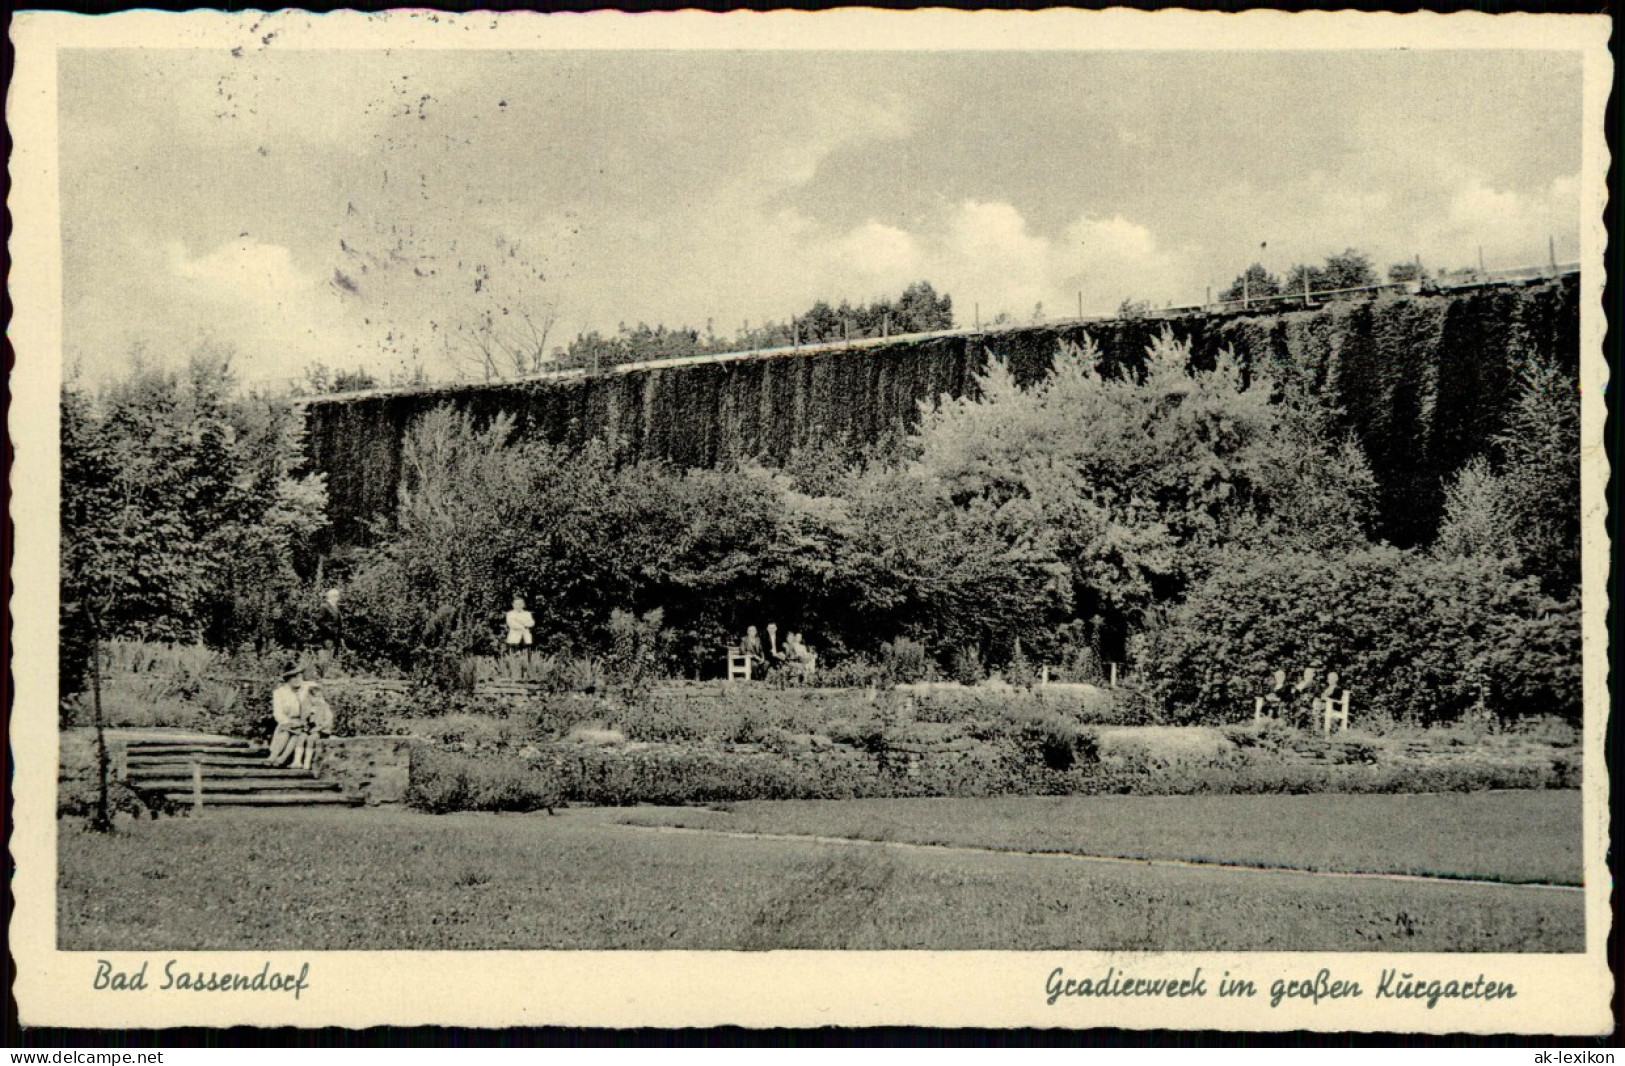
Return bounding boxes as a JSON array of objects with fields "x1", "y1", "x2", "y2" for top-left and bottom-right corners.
[
  {"x1": 1435, "y1": 458, "x2": 1516, "y2": 562},
  {"x1": 303, "y1": 363, "x2": 381, "y2": 395},
  {"x1": 1219, "y1": 263, "x2": 1281, "y2": 305},
  {"x1": 553, "y1": 331, "x2": 629, "y2": 372},
  {"x1": 1285, "y1": 248, "x2": 1378, "y2": 297},
  {"x1": 1495, "y1": 357, "x2": 1581, "y2": 598},
  {"x1": 1387, "y1": 260, "x2": 1429, "y2": 284},
  {"x1": 60, "y1": 351, "x2": 328, "y2": 829},
  {"x1": 346, "y1": 407, "x2": 542, "y2": 681},
  {"x1": 893, "y1": 280, "x2": 955, "y2": 333},
  {"x1": 1319, "y1": 248, "x2": 1378, "y2": 290},
  {"x1": 1433, "y1": 356, "x2": 1580, "y2": 599},
  {"x1": 907, "y1": 333, "x2": 1375, "y2": 661}
]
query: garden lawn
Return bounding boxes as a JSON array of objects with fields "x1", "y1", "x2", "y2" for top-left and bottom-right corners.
[
  {"x1": 59, "y1": 803, "x2": 1580, "y2": 952},
  {"x1": 617, "y1": 792, "x2": 1582, "y2": 886}
]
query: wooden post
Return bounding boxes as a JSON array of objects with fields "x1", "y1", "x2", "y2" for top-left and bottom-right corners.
[
  {"x1": 1242, "y1": 272, "x2": 1249, "y2": 309},
  {"x1": 1108, "y1": 662, "x2": 1118, "y2": 688},
  {"x1": 1077, "y1": 291, "x2": 1083, "y2": 319},
  {"x1": 191, "y1": 761, "x2": 204, "y2": 812},
  {"x1": 1549, "y1": 235, "x2": 1557, "y2": 271}
]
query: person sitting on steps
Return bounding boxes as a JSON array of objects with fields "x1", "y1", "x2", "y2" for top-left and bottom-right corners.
[
  {"x1": 268, "y1": 663, "x2": 311, "y2": 768},
  {"x1": 295, "y1": 677, "x2": 334, "y2": 772}
]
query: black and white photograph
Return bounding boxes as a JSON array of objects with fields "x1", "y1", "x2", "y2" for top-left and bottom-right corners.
[{"x1": 8, "y1": 9, "x2": 1611, "y2": 1032}]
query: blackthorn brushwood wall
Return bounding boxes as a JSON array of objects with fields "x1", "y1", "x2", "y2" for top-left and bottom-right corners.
[{"x1": 302, "y1": 275, "x2": 1578, "y2": 551}]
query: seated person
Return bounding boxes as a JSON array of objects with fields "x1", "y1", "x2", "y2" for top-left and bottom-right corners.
[
  {"x1": 783, "y1": 632, "x2": 818, "y2": 682},
  {"x1": 1289, "y1": 666, "x2": 1320, "y2": 726},
  {"x1": 295, "y1": 679, "x2": 335, "y2": 772},
  {"x1": 268, "y1": 663, "x2": 311, "y2": 768},
  {"x1": 1318, "y1": 671, "x2": 1341, "y2": 702},
  {"x1": 740, "y1": 626, "x2": 764, "y2": 679},
  {"x1": 1261, "y1": 668, "x2": 1288, "y2": 716}
]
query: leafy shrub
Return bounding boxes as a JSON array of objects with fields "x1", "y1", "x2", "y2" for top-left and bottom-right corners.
[
  {"x1": 320, "y1": 685, "x2": 412, "y2": 737},
  {"x1": 405, "y1": 748, "x2": 561, "y2": 813},
  {"x1": 192, "y1": 678, "x2": 276, "y2": 740},
  {"x1": 816, "y1": 657, "x2": 884, "y2": 689},
  {"x1": 1005, "y1": 639, "x2": 1038, "y2": 690},
  {"x1": 58, "y1": 778, "x2": 185, "y2": 821},
  {"x1": 1018, "y1": 716, "x2": 1098, "y2": 771},
  {"x1": 606, "y1": 608, "x2": 668, "y2": 704},
  {"x1": 418, "y1": 713, "x2": 538, "y2": 755},
  {"x1": 534, "y1": 694, "x2": 617, "y2": 739},
  {"x1": 1140, "y1": 547, "x2": 1579, "y2": 727},
  {"x1": 729, "y1": 712, "x2": 776, "y2": 746},
  {"x1": 949, "y1": 645, "x2": 985, "y2": 686},
  {"x1": 548, "y1": 747, "x2": 845, "y2": 806},
  {"x1": 1220, "y1": 719, "x2": 1296, "y2": 752},
  {"x1": 880, "y1": 637, "x2": 935, "y2": 685}
]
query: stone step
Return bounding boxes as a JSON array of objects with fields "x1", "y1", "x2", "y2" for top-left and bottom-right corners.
[
  {"x1": 126, "y1": 738, "x2": 253, "y2": 751},
  {"x1": 128, "y1": 747, "x2": 272, "y2": 759},
  {"x1": 136, "y1": 777, "x2": 341, "y2": 793},
  {"x1": 126, "y1": 747, "x2": 271, "y2": 761},
  {"x1": 126, "y1": 764, "x2": 316, "y2": 780},
  {"x1": 126, "y1": 733, "x2": 365, "y2": 807},
  {"x1": 158, "y1": 790, "x2": 364, "y2": 807}
]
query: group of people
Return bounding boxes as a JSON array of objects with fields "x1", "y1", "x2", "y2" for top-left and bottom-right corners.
[
  {"x1": 1258, "y1": 665, "x2": 1341, "y2": 726},
  {"x1": 269, "y1": 662, "x2": 335, "y2": 770},
  {"x1": 739, "y1": 623, "x2": 818, "y2": 681},
  {"x1": 264, "y1": 587, "x2": 345, "y2": 769}
]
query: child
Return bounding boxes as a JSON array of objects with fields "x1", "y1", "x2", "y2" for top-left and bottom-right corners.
[{"x1": 505, "y1": 596, "x2": 536, "y2": 649}]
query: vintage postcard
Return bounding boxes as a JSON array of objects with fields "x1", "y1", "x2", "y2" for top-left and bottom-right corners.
[{"x1": 8, "y1": 9, "x2": 1612, "y2": 1032}]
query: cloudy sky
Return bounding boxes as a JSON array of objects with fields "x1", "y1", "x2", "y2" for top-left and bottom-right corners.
[{"x1": 59, "y1": 46, "x2": 1583, "y2": 386}]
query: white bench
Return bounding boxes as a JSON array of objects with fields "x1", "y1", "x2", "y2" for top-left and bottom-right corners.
[{"x1": 725, "y1": 648, "x2": 755, "y2": 682}]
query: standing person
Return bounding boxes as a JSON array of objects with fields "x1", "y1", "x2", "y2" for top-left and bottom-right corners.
[
  {"x1": 315, "y1": 587, "x2": 346, "y2": 677},
  {"x1": 268, "y1": 663, "x2": 311, "y2": 768},
  {"x1": 504, "y1": 596, "x2": 536, "y2": 650}
]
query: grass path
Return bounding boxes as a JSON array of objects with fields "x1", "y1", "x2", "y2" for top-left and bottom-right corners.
[
  {"x1": 617, "y1": 821, "x2": 1582, "y2": 894},
  {"x1": 58, "y1": 797, "x2": 1584, "y2": 952},
  {"x1": 613, "y1": 792, "x2": 1583, "y2": 886}
]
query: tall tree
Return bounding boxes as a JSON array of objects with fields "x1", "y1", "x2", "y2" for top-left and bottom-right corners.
[
  {"x1": 1284, "y1": 248, "x2": 1379, "y2": 297},
  {"x1": 1218, "y1": 263, "x2": 1282, "y2": 304},
  {"x1": 908, "y1": 332, "x2": 1374, "y2": 659}
]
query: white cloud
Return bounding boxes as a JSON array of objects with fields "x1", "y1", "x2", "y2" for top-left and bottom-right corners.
[
  {"x1": 168, "y1": 239, "x2": 310, "y2": 307},
  {"x1": 650, "y1": 199, "x2": 1189, "y2": 330},
  {"x1": 1433, "y1": 175, "x2": 1580, "y2": 266},
  {"x1": 835, "y1": 221, "x2": 921, "y2": 279}
]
